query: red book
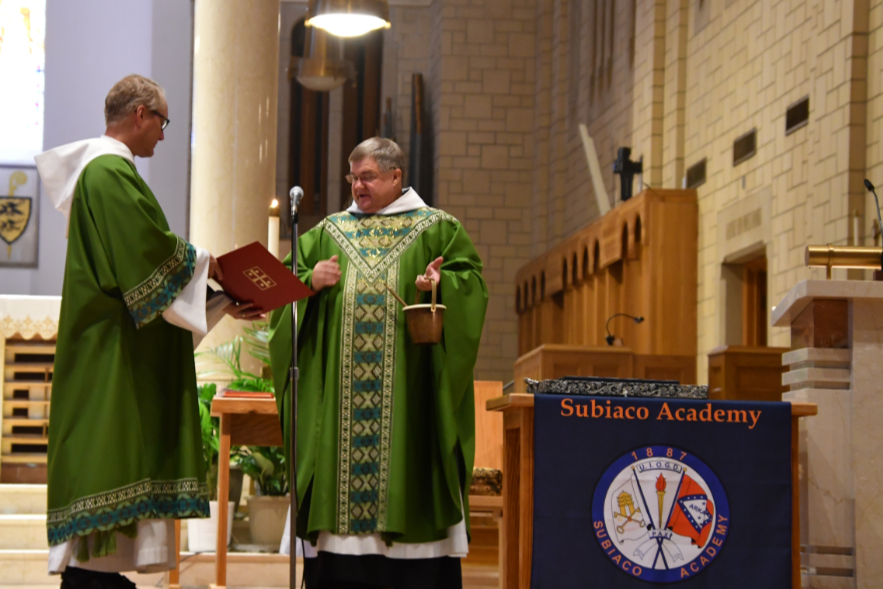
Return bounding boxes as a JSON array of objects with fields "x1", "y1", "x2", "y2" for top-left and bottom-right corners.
[{"x1": 216, "y1": 241, "x2": 313, "y2": 313}]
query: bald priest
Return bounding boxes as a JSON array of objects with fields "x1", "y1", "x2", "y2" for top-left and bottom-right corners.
[
  {"x1": 270, "y1": 137, "x2": 489, "y2": 589},
  {"x1": 35, "y1": 74, "x2": 261, "y2": 588}
]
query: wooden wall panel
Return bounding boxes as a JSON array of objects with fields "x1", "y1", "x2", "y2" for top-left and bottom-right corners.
[
  {"x1": 515, "y1": 189, "x2": 698, "y2": 361},
  {"x1": 474, "y1": 381, "x2": 504, "y2": 471},
  {"x1": 634, "y1": 354, "x2": 696, "y2": 384},
  {"x1": 707, "y1": 346, "x2": 788, "y2": 402}
]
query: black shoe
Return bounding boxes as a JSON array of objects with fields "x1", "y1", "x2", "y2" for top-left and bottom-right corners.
[{"x1": 60, "y1": 566, "x2": 136, "y2": 589}]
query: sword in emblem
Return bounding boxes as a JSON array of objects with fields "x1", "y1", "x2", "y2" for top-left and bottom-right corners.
[{"x1": 651, "y1": 467, "x2": 688, "y2": 569}]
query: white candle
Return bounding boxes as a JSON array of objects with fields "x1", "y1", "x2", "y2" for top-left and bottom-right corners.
[
  {"x1": 853, "y1": 212, "x2": 860, "y2": 247},
  {"x1": 268, "y1": 199, "x2": 280, "y2": 259}
]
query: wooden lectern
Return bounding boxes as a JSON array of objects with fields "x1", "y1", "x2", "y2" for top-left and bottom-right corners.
[
  {"x1": 707, "y1": 345, "x2": 789, "y2": 401},
  {"x1": 513, "y1": 344, "x2": 695, "y2": 392},
  {"x1": 487, "y1": 393, "x2": 816, "y2": 589}
]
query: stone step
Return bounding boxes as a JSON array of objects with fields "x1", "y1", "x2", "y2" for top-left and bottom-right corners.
[
  {"x1": 0, "y1": 485, "x2": 46, "y2": 516},
  {"x1": 0, "y1": 516, "x2": 47, "y2": 550}
]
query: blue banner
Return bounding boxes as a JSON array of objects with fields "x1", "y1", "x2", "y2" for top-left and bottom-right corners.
[{"x1": 531, "y1": 395, "x2": 792, "y2": 588}]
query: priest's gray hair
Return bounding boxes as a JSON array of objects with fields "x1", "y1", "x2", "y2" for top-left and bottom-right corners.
[
  {"x1": 104, "y1": 74, "x2": 166, "y2": 125},
  {"x1": 348, "y1": 137, "x2": 405, "y2": 172}
]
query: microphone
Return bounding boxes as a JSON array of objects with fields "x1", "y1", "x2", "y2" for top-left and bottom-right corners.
[
  {"x1": 605, "y1": 313, "x2": 644, "y2": 346},
  {"x1": 290, "y1": 186, "x2": 304, "y2": 218},
  {"x1": 863, "y1": 179, "x2": 883, "y2": 271}
]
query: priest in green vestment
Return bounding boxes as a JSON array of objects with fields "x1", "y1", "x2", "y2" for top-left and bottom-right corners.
[
  {"x1": 35, "y1": 75, "x2": 261, "y2": 588},
  {"x1": 269, "y1": 137, "x2": 488, "y2": 589}
]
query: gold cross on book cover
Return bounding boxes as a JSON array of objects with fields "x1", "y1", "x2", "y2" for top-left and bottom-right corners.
[{"x1": 217, "y1": 241, "x2": 313, "y2": 313}]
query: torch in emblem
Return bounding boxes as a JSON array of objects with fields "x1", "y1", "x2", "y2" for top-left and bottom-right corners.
[{"x1": 656, "y1": 474, "x2": 666, "y2": 528}]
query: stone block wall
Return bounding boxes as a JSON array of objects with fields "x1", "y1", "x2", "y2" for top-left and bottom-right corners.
[
  {"x1": 533, "y1": 0, "x2": 643, "y2": 256},
  {"x1": 381, "y1": 6, "x2": 434, "y2": 169},
  {"x1": 427, "y1": 0, "x2": 539, "y2": 380},
  {"x1": 277, "y1": 0, "x2": 883, "y2": 385},
  {"x1": 684, "y1": 0, "x2": 874, "y2": 382}
]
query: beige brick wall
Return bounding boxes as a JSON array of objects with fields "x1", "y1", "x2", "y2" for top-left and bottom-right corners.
[
  {"x1": 866, "y1": 2, "x2": 882, "y2": 248},
  {"x1": 425, "y1": 0, "x2": 539, "y2": 381},
  {"x1": 684, "y1": 0, "x2": 872, "y2": 382},
  {"x1": 381, "y1": 7, "x2": 434, "y2": 167},
  {"x1": 536, "y1": 0, "x2": 643, "y2": 254},
  {"x1": 366, "y1": 0, "x2": 882, "y2": 385}
]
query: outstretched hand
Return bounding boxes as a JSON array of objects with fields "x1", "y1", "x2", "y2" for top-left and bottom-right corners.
[
  {"x1": 225, "y1": 302, "x2": 266, "y2": 321},
  {"x1": 312, "y1": 255, "x2": 341, "y2": 291},
  {"x1": 416, "y1": 257, "x2": 443, "y2": 291}
]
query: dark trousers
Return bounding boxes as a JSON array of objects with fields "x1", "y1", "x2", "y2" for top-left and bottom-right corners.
[{"x1": 303, "y1": 552, "x2": 463, "y2": 589}]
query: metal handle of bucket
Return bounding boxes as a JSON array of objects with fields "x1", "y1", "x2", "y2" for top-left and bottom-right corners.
[{"x1": 430, "y1": 278, "x2": 437, "y2": 314}]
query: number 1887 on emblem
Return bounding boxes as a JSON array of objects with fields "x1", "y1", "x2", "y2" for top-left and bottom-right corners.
[{"x1": 591, "y1": 445, "x2": 730, "y2": 583}]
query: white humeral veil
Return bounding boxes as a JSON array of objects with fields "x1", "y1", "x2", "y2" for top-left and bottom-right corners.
[
  {"x1": 280, "y1": 188, "x2": 469, "y2": 559},
  {"x1": 39, "y1": 138, "x2": 231, "y2": 574}
]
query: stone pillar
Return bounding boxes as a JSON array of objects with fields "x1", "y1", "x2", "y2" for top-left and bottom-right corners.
[
  {"x1": 774, "y1": 280, "x2": 883, "y2": 588},
  {"x1": 190, "y1": 0, "x2": 280, "y2": 358}
]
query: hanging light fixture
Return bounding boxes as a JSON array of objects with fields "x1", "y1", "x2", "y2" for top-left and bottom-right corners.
[
  {"x1": 289, "y1": 27, "x2": 356, "y2": 92},
  {"x1": 305, "y1": 0, "x2": 391, "y2": 38}
]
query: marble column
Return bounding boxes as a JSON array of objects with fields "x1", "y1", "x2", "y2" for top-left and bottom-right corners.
[{"x1": 190, "y1": 0, "x2": 281, "y2": 359}]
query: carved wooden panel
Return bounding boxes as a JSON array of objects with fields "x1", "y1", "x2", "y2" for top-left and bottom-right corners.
[{"x1": 515, "y1": 189, "x2": 698, "y2": 359}]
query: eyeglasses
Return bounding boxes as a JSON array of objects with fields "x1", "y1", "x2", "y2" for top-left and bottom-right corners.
[
  {"x1": 345, "y1": 172, "x2": 381, "y2": 185},
  {"x1": 152, "y1": 110, "x2": 170, "y2": 130}
]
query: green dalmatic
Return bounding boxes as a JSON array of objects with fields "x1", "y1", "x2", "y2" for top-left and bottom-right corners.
[
  {"x1": 47, "y1": 156, "x2": 209, "y2": 556},
  {"x1": 269, "y1": 207, "x2": 488, "y2": 544}
]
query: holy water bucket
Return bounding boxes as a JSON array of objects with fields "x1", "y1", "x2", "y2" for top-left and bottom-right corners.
[{"x1": 402, "y1": 278, "x2": 445, "y2": 345}]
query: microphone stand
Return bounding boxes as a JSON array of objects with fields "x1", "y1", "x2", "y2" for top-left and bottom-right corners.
[
  {"x1": 605, "y1": 313, "x2": 645, "y2": 346},
  {"x1": 867, "y1": 180, "x2": 883, "y2": 271},
  {"x1": 289, "y1": 199, "x2": 300, "y2": 588}
]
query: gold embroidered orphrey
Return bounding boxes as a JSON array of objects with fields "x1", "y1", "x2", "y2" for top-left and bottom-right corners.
[
  {"x1": 244, "y1": 266, "x2": 277, "y2": 291},
  {"x1": 322, "y1": 207, "x2": 453, "y2": 534}
]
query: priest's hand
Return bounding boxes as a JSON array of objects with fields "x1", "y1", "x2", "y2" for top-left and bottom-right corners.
[
  {"x1": 416, "y1": 257, "x2": 444, "y2": 291},
  {"x1": 225, "y1": 302, "x2": 266, "y2": 321},
  {"x1": 209, "y1": 255, "x2": 224, "y2": 281},
  {"x1": 312, "y1": 255, "x2": 341, "y2": 291}
]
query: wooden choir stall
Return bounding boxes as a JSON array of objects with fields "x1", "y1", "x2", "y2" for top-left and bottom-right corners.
[{"x1": 513, "y1": 189, "x2": 698, "y2": 389}]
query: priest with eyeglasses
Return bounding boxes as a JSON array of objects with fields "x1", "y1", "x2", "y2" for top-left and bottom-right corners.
[
  {"x1": 270, "y1": 137, "x2": 488, "y2": 589},
  {"x1": 35, "y1": 74, "x2": 261, "y2": 589}
]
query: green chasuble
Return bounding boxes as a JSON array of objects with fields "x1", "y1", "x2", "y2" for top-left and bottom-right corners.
[
  {"x1": 269, "y1": 207, "x2": 488, "y2": 544},
  {"x1": 47, "y1": 155, "x2": 209, "y2": 551}
]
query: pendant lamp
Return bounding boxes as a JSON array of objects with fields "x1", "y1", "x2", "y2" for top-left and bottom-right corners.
[
  {"x1": 305, "y1": 0, "x2": 391, "y2": 38},
  {"x1": 289, "y1": 28, "x2": 356, "y2": 92}
]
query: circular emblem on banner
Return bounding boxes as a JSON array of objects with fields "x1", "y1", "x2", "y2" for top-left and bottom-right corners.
[{"x1": 591, "y1": 445, "x2": 730, "y2": 583}]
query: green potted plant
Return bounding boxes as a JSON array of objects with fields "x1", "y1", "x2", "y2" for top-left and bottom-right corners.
[
  {"x1": 193, "y1": 323, "x2": 288, "y2": 549},
  {"x1": 239, "y1": 446, "x2": 290, "y2": 546},
  {"x1": 190, "y1": 331, "x2": 271, "y2": 551}
]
